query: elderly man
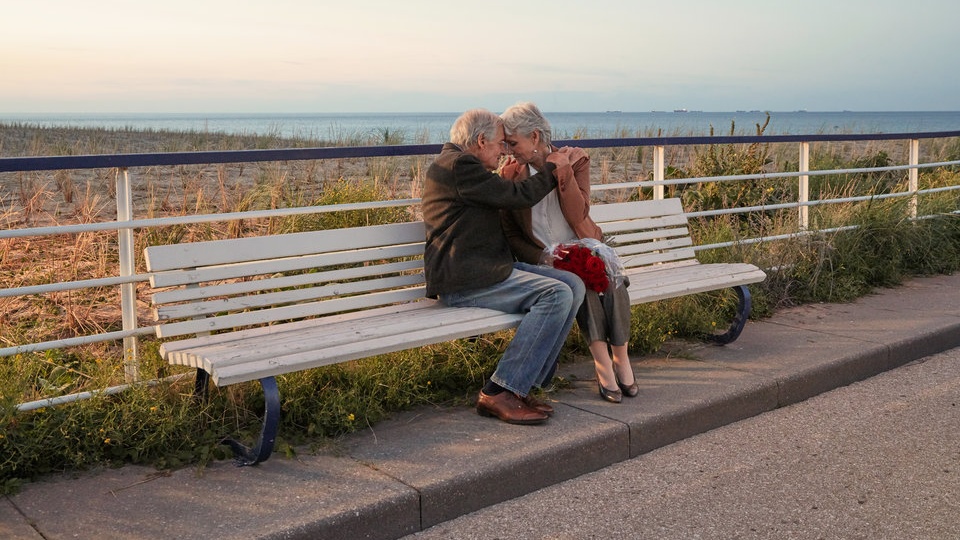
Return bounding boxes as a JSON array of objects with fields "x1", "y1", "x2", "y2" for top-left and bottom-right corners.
[{"x1": 422, "y1": 108, "x2": 585, "y2": 425}]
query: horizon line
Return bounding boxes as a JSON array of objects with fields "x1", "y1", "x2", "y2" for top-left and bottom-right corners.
[{"x1": 3, "y1": 110, "x2": 960, "y2": 116}]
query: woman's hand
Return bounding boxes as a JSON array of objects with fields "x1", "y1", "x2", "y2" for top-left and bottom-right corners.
[{"x1": 546, "y1": 151, "x2": 570, "y2": 168}]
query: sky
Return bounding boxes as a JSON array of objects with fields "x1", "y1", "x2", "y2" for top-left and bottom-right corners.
[{"x1": 2, "y1": 0, "x2": 959, "y2": 113}]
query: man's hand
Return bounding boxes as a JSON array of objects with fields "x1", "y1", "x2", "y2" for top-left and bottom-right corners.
[
  {"x1": 538, "y1": 250, "x2": 557, "y2": 266},
  {"x1": 539, "y1": 246, "x2": 568, "y2": 266}
]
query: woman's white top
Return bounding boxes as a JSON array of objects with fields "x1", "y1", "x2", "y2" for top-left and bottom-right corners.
[{"x1": 528, "y1": 164, "x2": 577, "y2": 247}]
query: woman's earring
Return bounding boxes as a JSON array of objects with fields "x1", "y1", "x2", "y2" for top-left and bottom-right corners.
[{"x1": 533, "y1": 149, "x2": 538, "y2": 154}]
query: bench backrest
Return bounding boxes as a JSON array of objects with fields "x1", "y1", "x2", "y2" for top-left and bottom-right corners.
[
  {"x1": 144, "y1": 198, "x2": 695, "y2": 339},
  {"x1": 590, "y1": 198, "x2": 697, "y2": 271},
  {"x1": 145, "y1": 221, "x2": 428, "y2": 339}
]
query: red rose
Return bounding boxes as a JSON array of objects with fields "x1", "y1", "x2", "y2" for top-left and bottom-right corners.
[
  {"x1": 588, "y1": 274, "x2": 609, "y2": 293},
  {"x1": 585, "y1": 255, "x2": 605, "y2": 274},
  {"x1": 569, "y1": 246, "x2": 589, "y2": 265},
  {"x1": 552, "y1": 243, "x2": 609, "y2": 293}
]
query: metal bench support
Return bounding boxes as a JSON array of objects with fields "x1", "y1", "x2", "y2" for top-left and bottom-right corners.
[
  {"x1": 193, "y1": 368, "x2": 210, "y2": 399},
  {"x1": 220, "y1": 376, "x2": 281, "y2": 466},
  {"x1": 707, "y1": 285, "x2": 752, "y2": 345}
]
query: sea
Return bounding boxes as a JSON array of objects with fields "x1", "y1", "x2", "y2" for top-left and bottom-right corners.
[{"x1": 3, "y1": 111, "x2": 960, "y2": 144}]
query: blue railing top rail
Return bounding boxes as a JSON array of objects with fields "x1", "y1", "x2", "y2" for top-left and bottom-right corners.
[{"x1": 3, "y1": 131, "x2": 960, "y2": 173}]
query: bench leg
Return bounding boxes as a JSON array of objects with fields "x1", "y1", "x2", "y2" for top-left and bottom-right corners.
[
  {"x1": 707, "y1": 285, "x2": 752, "y2": 345},
  {"x1": 193, "y1": 368, "x2": 210, "y2": 400},
  {"x1": 221, "y1": 376, "x2": 280, "y2": 466}
]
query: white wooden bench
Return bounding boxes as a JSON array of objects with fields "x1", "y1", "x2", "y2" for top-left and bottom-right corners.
[{"x1": 144, "y1": 197, "x2": 765, "y2": 465}]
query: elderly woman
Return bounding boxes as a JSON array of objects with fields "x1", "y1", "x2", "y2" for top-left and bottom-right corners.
[{"x1": 500, "y1": 102, "x2": 638, "y2": 403}]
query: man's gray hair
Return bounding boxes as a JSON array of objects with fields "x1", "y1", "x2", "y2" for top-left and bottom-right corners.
[
  {"x1": 501, "y1": 101, "x2": 552, "y2": 146},
  {"x1": 450, "y1": 109, "x2": 502, "y2": 149}
]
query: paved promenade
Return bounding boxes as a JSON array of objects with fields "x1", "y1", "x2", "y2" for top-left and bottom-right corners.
[
  {"x1": 3, "y1": 274, "x2": 959, "y2": 540},
  {"x1": 404, "y1": 345, "x2": 960, "y2": 539}
]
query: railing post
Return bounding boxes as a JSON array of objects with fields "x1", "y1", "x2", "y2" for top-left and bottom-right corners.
[
  {"x1": 909, "y1": 139, "x2": 919, "y2": 219},
  {"x1": 116, "y1": 167, "x2": 139, "y2": 382},
  {"x1": 653, "y1": 145, "x2": 665, "y2": 200},
  {"x1": 798, "y1": 142, "x2": 810, "y2": 230}
]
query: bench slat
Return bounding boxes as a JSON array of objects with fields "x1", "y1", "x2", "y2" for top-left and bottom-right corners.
[
  {"x1": 153, "y1": 259, "x2": 423, "y2": 305},
  {"x1": 149, "y1": 243, "x2": 424, "y2": 288},
  {"x1": 618, "y1": 247, "x2": 697, "y2": 268},
  {"x1": 614, "y1": 236, "x2": 694, "y2": 257},
  {"x1": 155, "y1": 286, "x2": 427, "y2": 338},
  {"x1": 170, "y1": 306, "x2": 517, "y2": 371},
  {"x1": 600, "y1": 215, "x2": 690, "y2": 236},
  {"x1": 145, "y1": 221, "x2": 425, "y2": 272},
  {"x1": 156, "y1": 273, "x2": 425, "y2": 320},
  {"x1": 627, "y1": 265, "x2": 767, "y2": 303},
  {"x1": 210, "y1": 312, "x2": 525, "y2": 386},
  {"x1": 589, "y1": 198, "x2": 684, "y2": 222},
  {"x1": 160, "y1": 300, "x2": 439, "y2": 354},
  {"x1": 626, "y1": 263, "x2": 766, "y2": 288},
  {"x1": 609, "y1": 226, "x2": 690, "y2": 246}
]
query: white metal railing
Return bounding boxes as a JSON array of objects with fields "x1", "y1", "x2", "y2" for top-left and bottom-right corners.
[{"x1": 2, "y1": 132, "x2": 959, "y2": 411}]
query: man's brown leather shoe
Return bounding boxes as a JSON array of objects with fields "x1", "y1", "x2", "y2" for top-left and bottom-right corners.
[
  {"x1": 522, "y1": 394, "x2": 554, "y2": 416},
  {"x1": 476, "y1": 391, "x2": 548, "y2": 425}
]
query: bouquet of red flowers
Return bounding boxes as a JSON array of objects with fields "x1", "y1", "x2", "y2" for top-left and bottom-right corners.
[{"x1": 548, "y1": 239, "x2": 621, "y2": 293}]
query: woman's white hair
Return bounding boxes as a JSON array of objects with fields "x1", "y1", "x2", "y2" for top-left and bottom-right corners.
[
  {"x1": 501, "y1": 101, "x2": 552, "y2": 146},
  {"x1": 450, "y1": 108, "x2": 501, "y2": 149}
]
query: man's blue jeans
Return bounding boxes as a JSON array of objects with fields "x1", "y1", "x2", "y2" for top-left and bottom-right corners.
[{"x1": 439, "y1": 263, "x2": 585, "y2": 396}]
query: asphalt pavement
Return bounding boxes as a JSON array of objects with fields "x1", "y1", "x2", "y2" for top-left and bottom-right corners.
[{"x1": 2, "y1": 273, "x2": 959, "y2": 540}]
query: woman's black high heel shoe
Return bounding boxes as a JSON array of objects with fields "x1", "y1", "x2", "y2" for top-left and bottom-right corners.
[
  {"x1": 617, "y1": 380, "x2": 639, "y2": 397},
  {"x1": 597, "y1": 381, "x2": 622, "y2": 403},
  {"x1": 616, "y1": 374, "x2": 640, "y2": 398}
]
